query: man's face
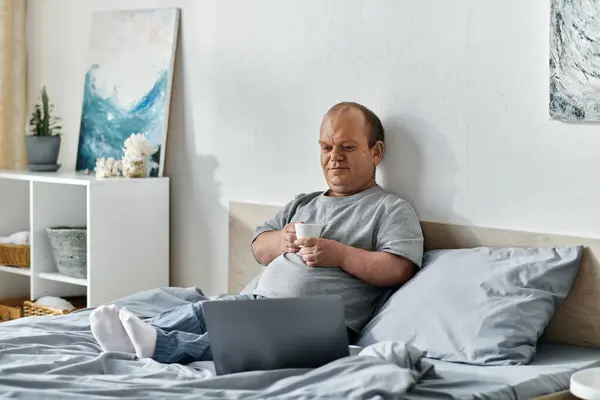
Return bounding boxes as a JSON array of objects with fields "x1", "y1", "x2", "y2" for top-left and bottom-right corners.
[{"x1": 319, "y1": 107, "x2": 384, "y2": 196}]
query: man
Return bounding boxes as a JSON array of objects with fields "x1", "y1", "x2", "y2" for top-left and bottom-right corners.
[{"x1": 89, "y1": 102, "x2": 424, "y2": 365}]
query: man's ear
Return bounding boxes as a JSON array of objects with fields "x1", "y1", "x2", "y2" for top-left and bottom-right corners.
[{"x1": 372, "y1": 141, "x2": 385, "y2": 164}]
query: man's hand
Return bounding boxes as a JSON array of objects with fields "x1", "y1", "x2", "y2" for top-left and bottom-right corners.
[
  {"x1": 280, "y1": 223, "x2": 302, "y2": 254},
  {"x1": 252, "y1": 223, "x2": 303, "y2": 266},
  {"x1": 296, "y1": 237, "x2": 344, "y2": 267}
]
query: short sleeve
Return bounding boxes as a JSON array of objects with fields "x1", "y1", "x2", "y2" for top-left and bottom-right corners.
[
  {"x1": 376, "y1": 200, "x2": 424, "y2": 268},
  {"x1": 252, "y1": 194, "x2": 305, "y2": 243}
]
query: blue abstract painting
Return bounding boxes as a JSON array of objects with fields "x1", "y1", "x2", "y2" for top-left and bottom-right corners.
[{"x1": 76, "y1": 8, "x2": 179, "y2": 176}]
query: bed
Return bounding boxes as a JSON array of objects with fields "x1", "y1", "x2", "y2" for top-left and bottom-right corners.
[
  {"x1": 229, "y1": 201, "x2": 600, "y2": 399},
  {"x1": 0, "y1": 201, "x2": 598, "y2": 399}
]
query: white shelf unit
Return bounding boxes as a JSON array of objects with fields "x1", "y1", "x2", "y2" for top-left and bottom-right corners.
[{"x1": 0, "y1": 170, "x2": 170, "y2": 308}]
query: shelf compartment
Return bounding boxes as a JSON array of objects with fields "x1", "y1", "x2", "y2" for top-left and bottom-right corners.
[
  {"x1": 0, "y1": 179, "x2": 30, "y2": 299},
  {"x1": 31, "y1": 182, "x2": 87, "y2": 301},
  {"x1": 0, "y1": 179, "x2": 29, "y2": 237}
]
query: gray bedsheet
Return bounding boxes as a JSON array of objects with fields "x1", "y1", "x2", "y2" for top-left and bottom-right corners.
[
  {"x1": 0, "y1": 287, "x2": 435, "y2": 399},
  {"x1": 408, "y1": 343, "x2": 600, "y2": 400}
]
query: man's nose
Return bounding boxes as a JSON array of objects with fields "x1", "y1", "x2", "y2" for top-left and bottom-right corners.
[{"x1": 331, "y1": 147, "x2": 344, "y2": 161}]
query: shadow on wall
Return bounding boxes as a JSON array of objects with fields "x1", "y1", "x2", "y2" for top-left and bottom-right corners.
[
  {"x1": 378, "y1": 115, "x2": 470, "y2": 226},
  {"x1": 164, "y1": 19, "x2": 226, "y2": 293}
]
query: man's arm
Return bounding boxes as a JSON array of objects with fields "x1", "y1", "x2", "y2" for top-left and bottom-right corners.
[
  {"x1": 296, "y1": 200, "x2": 423, "y2": 286},
  {"x1": 341, "y1": 200, "x2": 423, "y2": 286},
  {"x1": 251, "y1": 194, "x2": 307, "y2": 266},
  {"x1": 252, "y1": 223, "x2": 301, "y2": 266},
  {"x1": 338, "y1": 245, "x2": 416, "y2": 287},
  {"x1": 296, "y1": 237, "x2": 416, "y2": 287},
  {"x1": 252, "y1": 231, "x2": 284, "y2": 266}
]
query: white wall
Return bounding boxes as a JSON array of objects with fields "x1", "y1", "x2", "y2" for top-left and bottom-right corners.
[{"x1": 27, "y1": 0, "x2": 600, "y2": 295}]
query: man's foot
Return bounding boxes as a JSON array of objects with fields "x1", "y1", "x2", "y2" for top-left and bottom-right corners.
[
  {"x1": 89, "y1": 304, "x2": 135, "y2": 353},
  {"x1": 119, "y1": 308, "x2": 157, "y2": 360}
]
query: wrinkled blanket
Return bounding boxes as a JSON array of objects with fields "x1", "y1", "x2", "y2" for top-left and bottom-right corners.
[{"x1": 0, "y1": 287, "x2": 433, "y2": 399}]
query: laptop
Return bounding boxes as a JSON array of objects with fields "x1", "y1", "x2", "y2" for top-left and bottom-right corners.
[{"x1": 203, "y1": 295, "x2": 350, "y2": 375}]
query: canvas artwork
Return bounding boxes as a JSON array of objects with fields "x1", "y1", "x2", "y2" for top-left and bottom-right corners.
[
  {"x1": 76, "y1": 8, "x2": 180, "y2": 177},
  {"x1": 550, "y1": 0, "x2": 600, "y2": 121}
]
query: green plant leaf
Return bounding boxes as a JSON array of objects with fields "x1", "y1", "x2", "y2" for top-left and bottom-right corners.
[{"x1": 28, "y1": 85, "x2": 61, "y2": 136}]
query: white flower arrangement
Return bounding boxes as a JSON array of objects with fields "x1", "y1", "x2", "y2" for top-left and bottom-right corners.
[
  {"x1": 121, "y1": 133, "x2": 158, "y2": 178},
  {"x1": 93, "y1": 133, "x2": 157, "y2": 179},
  {"x1": 94, "y1": 157, "x2": 122, "y2": 179},
  {"x1": 123, "y1": 133, "x2": 158, "y2": 161}
]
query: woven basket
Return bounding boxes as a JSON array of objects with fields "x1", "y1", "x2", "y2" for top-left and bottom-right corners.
[
  {"x1": 0, "y1": 297, "x2": 86, "y2": 322},
  {"x1": 0, "y1": 244, "x2": 30, "y2": 268},
  {"x1": 0, "y1": 297, "x2": 27, "y2": 322},
  {"x1": 46, "y1": 227, "x2": 87, "y2": 279},
  {"x1": 22, "y1": 296, "x2": 87, "y2": 317}
]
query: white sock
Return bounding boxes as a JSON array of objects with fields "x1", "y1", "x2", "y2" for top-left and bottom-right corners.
[
  {"x1": 89, "y1": 304, "x2": 135, "y2": 354},
  {"x1": 119, "y1": 308, "x2": 157, "y2": 360}
]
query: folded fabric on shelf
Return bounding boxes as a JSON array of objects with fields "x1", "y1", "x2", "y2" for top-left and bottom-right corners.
[{"x1": 0, "y1": 231, "x2": 30, "y2": 245}]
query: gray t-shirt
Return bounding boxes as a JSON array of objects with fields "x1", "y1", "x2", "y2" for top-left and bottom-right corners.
[{"x1": 251, "y1": 185, "x2": 424, "y2": 332}]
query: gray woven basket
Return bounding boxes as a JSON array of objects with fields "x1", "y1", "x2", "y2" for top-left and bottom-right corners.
[{"x1": 46, "y1": 227, "x2": 87, "y2": 279}]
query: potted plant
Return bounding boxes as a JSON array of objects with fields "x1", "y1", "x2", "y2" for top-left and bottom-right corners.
[{"x1": 26, "y1": 86, "x2": 62, "y2": 171}]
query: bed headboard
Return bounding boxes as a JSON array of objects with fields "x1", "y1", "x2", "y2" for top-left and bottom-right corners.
[{"x1": 229, "y1": 201, "x2": 600, "y2": 349}]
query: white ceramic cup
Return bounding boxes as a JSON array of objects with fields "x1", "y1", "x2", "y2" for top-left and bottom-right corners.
[{"x1": 295, "y1": 223, "x2": 324, "y2": 241}]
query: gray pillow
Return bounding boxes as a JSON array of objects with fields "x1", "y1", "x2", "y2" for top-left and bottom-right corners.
[{"x1": 357, "y1": 246, "x2": 584, "y2": 365}]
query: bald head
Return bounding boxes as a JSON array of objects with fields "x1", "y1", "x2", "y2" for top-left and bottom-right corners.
[
  {"x1": 319, "y1": 102, "x2": 385, "y2": 197},
  {"x1": 324, "y1": 102, "x2": 385, "y2": 148}
]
